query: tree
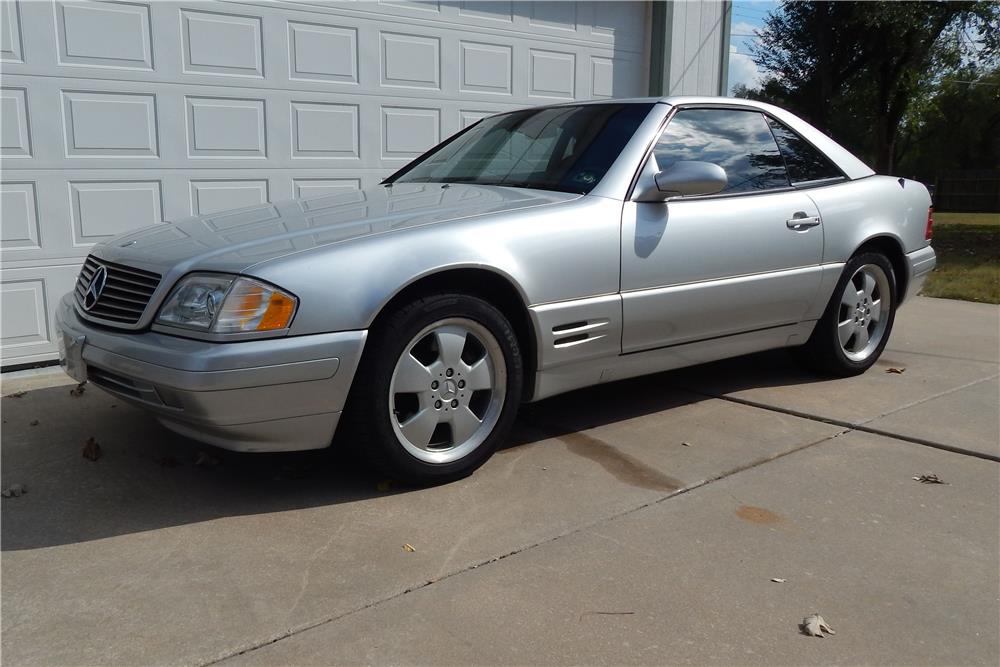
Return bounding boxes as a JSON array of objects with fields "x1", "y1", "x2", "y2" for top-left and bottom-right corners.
[
  {"x1": 750, "y1": 1, "x2": 999, "y2": 173},
  {"x1": 896, "y1": 65, "x2": 1000, "y2": 180}
]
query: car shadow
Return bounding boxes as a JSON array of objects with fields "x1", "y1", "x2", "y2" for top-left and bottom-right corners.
[{"x1": 1, "y1": 349, "x2": 828, "y2": 551}]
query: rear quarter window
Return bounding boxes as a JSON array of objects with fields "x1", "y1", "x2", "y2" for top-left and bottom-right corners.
[{"x1": 765, "y1": 117, "x2": 845, "y2": 184}]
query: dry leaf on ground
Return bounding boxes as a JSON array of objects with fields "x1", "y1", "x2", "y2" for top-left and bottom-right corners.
[
  {"x1": 885, "y1": 367, "x2": 906, "y2": 374},
  {"x1": 69, "y1": 382, "x2": 87, "y2": 397},
  {"x1": 402, "y1": 543, "x2": 416, "y2": 552},
  {"x1": 681, "y1": 441, "x2": 692, "y2": 447},
  {"x1": 771, "y1": 578, "x2": 787, "y2": 583},
  {"x1": 82, "y1": 437, "x2": 102, "y2": 461},
  {"x1": 801, "y1": 613, "x2": 836, "y2": 637},
  {"x1": 913, "y1": 473, "x2": 948, "y2": 484},
  {"x1": 1, "y1": 484, "x2": 27, "y2": 498}
]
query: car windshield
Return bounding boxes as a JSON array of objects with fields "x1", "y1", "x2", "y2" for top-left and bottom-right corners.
[{"x1": 389, "y1": 103, "x2": 654, "y2": 195}]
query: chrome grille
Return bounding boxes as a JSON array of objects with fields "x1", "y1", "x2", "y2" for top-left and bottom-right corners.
[{"x1": 74, "y1": 255, "x2": 161, "y2": 325}]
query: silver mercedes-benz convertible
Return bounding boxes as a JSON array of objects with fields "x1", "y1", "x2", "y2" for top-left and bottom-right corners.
[{"x1": 57, "y1": 96, "x2": 936, "y2": 482}]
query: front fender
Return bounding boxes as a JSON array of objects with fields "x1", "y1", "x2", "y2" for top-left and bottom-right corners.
[{"x1": 250, "y1": 196, "x2": 625, "y2": 336}]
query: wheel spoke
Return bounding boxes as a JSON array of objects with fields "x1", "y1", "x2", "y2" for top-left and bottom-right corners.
[
  {"x1": 435, "y1": 329, "x2": 467, "y2": 367},
  {"x1": 869, "y1": 298, "x2": 882, "y2": 323},
  {"x1": 449, "y1": 406, "x2": 482, "y2": 445},
  {"x1": 838, "y1": 320, "x2": 855, "y2": 348},
  {"x1": 855, "y1": 323, "x2": 870, "y2": 349},
  {"x1": 399, "y1": 408, "x2": 439, "y2": 448},
  {"x1": 464, "y1": 358, "x2": 492, "y2": 391},
  {"x1": 841, "y1": 282, "x2": 860, "y2": 309},
  {"x1": 863, "y1": 272, "x2": 877, "y2": 299},
  {"x1": 393, "y1": 353, "x2": 433, "y2": 393}
]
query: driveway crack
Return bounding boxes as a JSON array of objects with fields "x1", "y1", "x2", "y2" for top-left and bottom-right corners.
[
  {"x1": 199, "y1": 428, "x2": 847, "y2": 666},
  {"x1": 681, "y1": 372, "x2": 1000, "y2": 463}
]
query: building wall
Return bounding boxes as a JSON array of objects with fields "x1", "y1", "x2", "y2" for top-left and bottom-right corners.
[
  {"x1": 662, "y1": 0, "x2": 730, "y2": 96},
  {"x1": 0, "y1": 0, "x2": 729, "y2": 366}
]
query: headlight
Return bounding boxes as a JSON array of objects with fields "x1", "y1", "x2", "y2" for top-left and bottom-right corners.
[{"x1": 156, "y1": 273, "x2": 297, "y2": 334}]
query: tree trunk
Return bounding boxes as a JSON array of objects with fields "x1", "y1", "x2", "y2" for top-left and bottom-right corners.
[
  {"x1": 873, "y1": 118, "x2": 893, "y2": 174},
  {"x1": 812, "y1": 3, "x2": 832, "y2": 132}
]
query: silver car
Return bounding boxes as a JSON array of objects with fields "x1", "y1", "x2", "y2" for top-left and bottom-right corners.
[{"x1": 56, "y1": 97, "x2": 936, "y2": 483}]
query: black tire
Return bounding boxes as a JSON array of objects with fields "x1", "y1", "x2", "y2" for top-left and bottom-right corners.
[
  {"x1": 799, "y1": 251, "x2": 897, "y2": 377},
  {"x1": 341, "y1": 293, "x2": 523, "y2": 484}
]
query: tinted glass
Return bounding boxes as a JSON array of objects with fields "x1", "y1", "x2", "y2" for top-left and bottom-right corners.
[
  {"x1": 766, "y1": 117, "x2": 844, "y2": 183},
  {"x1": 390, "y1": 103, "x2": 654, "y2": 194},
  {"x1": 653, "y1": 109, "x2": 789, "y2": 194}
]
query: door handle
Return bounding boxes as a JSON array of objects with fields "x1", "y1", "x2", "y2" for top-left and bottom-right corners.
[{"x1": 786, "y1": 212, "x2": 821, "y2": 230}]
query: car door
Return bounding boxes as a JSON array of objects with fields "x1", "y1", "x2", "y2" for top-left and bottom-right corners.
[{"x1": 620, "y1": 107, "x2": 825, "y2": 353}]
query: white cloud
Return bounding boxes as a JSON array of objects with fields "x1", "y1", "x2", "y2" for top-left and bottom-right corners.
[
  {"x1": 727, "y1": 46, "x2": 763, "y2": 94},
  {"x1": 731, "y1": 21, "x2": 759, "y2": 36}
]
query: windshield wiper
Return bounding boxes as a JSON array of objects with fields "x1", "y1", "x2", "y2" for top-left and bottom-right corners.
[{"x1": 437, "y1": 177, "x2": 572, "y2": 192}]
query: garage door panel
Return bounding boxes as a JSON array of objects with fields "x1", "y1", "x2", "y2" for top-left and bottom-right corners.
[
  {"x1": 1, "y1": 175, "x2": 74, "y2": 262},
  {"x1": 190, "y1": 179, "x2": 269, "y2": 216},
  {"x1": 0, "y1": 265, "x2": 79, "y2": 366},
  {"x1": 0, "y1": 182, "x2": 40, "y2": 250},
  {"x1": 1, "y1": 278, "x2": 48, "y2": 346},
  {"x1": 0, "y1": 0, "x2": 649, "y2": 365},
  {"x1": 69, "y1": 180, "x2": 165, "y2": 245},
  {"x1": 180, "y1": 7, "x2": 264, "y2": 78},
  {"x1": 287, "y1": 20, "x2": 358, "y2": 84},
  {"x1": 55, "y1": 0, "x2": 154, "y2": 71},
  {"x1": 528, "y1": 48, "x2": 576, "y2": 99},
  {"x1": 186, "y1": 95, "x2": 268, "y2": 158},
  {"x1": 0, "y1": 86, "x2": 31, "y2": 157},
  {"x1": 380, "y1": 31, "x2": 440, "y2": 90},
  {"x1": 1, "y1": 0, "x2": 24, "y2": 63},
  {"x1": 459, "y1": 41, "x2": 512, "y2": 95},
  {"x1": 62, "y1": 90, "x2": 159, "y2": 157},
  {"x1": 458, "y1": 1, "x2": 513, "y2": 24}
]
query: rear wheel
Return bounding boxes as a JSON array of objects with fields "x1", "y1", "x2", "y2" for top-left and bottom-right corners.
[
  {"x1": 343, "y1": 294, "x2": 522, "y2": 484},
  {"x1": 800, "y1": 252, "x2": 896, "y2": 376}
]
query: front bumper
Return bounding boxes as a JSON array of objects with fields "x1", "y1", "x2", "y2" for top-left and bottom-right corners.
[
  {"x1": 55, "y1": 295, "x2": 367, "y2": 452},
  {"x1": 904, "y1": 245, "x2": 937, "y2": 302}
]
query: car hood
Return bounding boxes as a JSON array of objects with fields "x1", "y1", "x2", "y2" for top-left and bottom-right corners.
[{"x1": 91, "y1": 183, "x2": 579, "y2": 275}]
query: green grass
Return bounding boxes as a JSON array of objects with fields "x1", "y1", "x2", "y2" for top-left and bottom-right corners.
[
  {"x1": 934, "y1": 211, "x2": 1000, "y2": 227},
  {"x1": 920, "y1": 216, "x2": 999, "y2": 303}
]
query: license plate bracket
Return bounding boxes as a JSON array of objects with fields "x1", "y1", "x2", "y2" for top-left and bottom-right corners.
[{"x1": 58, "y1": 333, "x2": 87, "y2": 383}]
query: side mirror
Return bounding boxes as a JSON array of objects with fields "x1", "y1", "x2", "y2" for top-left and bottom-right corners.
[{"x1": 633, "y1": 160, "x2": 728, "y2": 202}]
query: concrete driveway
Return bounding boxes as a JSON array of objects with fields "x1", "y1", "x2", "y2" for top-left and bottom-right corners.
[{"x1": 2, "y1": 296, "x2": 997, "y2": 666}]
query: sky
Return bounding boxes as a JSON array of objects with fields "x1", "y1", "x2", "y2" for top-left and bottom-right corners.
[{"x1": 727, "y1": 0, "x2": 779, "y2": 94}]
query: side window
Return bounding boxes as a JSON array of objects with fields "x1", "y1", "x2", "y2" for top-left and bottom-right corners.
[
  {"x1": 652, "y1": 109, "x2": 789, "y2": 194},
  {"x1": 766, "y1": 117, "x2": 844, "y2": 184}
]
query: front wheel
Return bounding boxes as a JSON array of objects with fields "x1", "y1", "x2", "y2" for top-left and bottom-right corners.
[
  {"x1": 799, "y1": 252, "x2": 897, "y2": 376},
  {"x1": 342, "y1": 294, "x2": 523, "y2": 484}
]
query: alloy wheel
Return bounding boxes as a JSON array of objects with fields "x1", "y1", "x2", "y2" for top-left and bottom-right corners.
[
  {"x1": 837, "y1": 263, "x2": 891, "y2": 362},
  {"x1": 389, "y1": 318, "x2": 507, "y2": 464}
]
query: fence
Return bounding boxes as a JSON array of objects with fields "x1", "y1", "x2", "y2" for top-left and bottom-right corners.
[{"x1": 933, "y1": 170, "x2": 1000, "y2": 212}]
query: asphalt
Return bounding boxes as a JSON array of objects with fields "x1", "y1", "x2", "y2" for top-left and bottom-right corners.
[{"x1": 1, "y1": 296, "x2": 997, "y2": 666}]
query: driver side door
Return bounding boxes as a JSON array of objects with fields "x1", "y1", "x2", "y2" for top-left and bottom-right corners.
[{"x1": 620, "y1": 107, "x2": 825, "y2": 353}]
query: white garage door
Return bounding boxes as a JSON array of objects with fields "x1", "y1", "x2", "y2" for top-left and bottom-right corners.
[{"x1": 0, "y1": 0, "x2": 650, "y2": 366}]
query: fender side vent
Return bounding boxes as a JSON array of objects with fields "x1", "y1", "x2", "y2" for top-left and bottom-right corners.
[
  {"x1": 552, "y1": 321, "x2": 588, "y2": 333},
  {"x1": 554, "y1": 333, "x2": 590, "y2": 347}
]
